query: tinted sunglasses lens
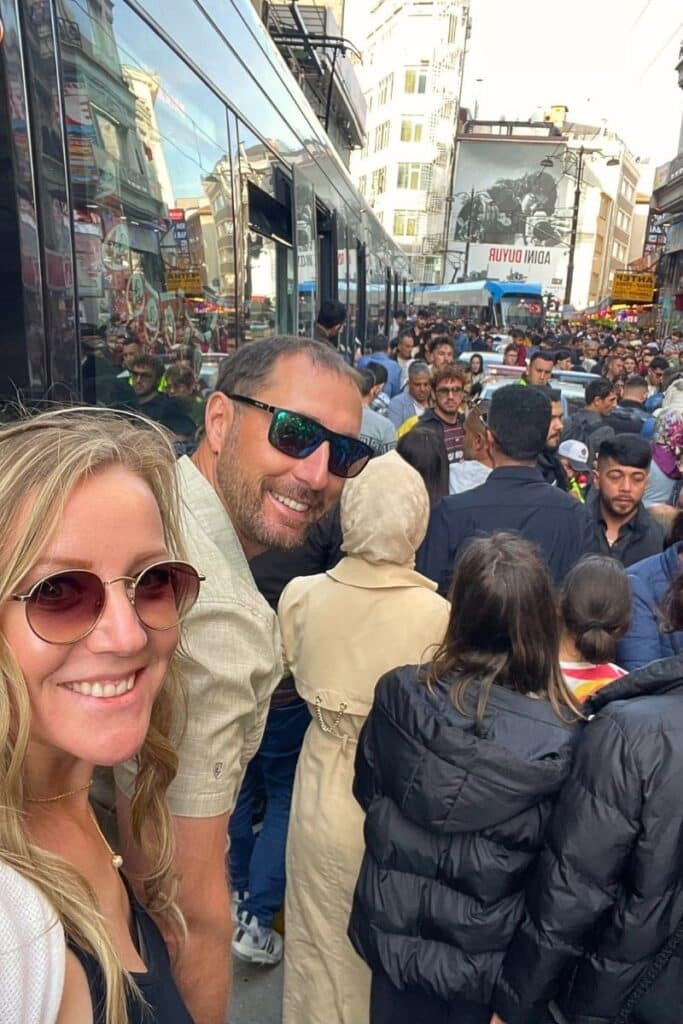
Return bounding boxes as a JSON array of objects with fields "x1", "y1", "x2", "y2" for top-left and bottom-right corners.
[
  {"x1": 329, "y1": 437, "x2": 372, "y2": 478},
  {"x1": 26, "y1": 571, "x2": 104, "y2": 643},
  {"x1": 269, "y1": 409, "x2": 323, "y2": 459},
  {"x1": 134, "y1": 562, "x2": 201, "y2": 630}
]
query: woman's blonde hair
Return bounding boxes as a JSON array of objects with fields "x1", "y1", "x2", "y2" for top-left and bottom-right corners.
[{"x1": 0, "y1": 408, "x2": 187, "y2": 1024}]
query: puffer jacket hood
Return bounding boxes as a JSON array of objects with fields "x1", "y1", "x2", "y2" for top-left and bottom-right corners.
[
  {"x1": 349, "y1": 665, "x2": 579, "y2": 1010},
  {"x1": 370, "y1": 668, "x2": 575, "y2": 834},
  {"x1": 587, "y1": 651, "x2": 683, "y2": 710}
]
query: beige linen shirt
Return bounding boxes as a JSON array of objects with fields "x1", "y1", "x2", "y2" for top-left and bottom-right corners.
[{"x1": 115, "y1": 456, "x2": 282, "y2": 818}]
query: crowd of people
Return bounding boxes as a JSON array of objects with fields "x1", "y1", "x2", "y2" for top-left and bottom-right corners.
[{"x1": 3, "y1": 307, "x2": 683, "y2": 1024}]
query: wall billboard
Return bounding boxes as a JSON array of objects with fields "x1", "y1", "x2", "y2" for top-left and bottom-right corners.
[{"x1": 447, "y1": 139, "x2": 573, "y2": 300}]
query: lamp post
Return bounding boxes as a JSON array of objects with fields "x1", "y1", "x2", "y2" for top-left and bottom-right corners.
[{"x1": 541, "y1": 146, "x2": 619, "y2": 307}]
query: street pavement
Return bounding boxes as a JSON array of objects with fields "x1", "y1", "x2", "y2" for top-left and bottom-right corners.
[{"x1": 229, "y1": 959, "x2": 283, "y2": 1024}]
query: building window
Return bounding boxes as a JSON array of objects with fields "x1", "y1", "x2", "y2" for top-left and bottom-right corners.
[
  {"x1": 447, "y1": 14, "x2": 458, "y2": 44},
  {"x1": 612, "y1": 240, "x2": 626, "y2": 262},
  {"x1": 378, "y1": 73, "x2": 394, "y2": 105},
  {"x1": 370, "y1": 166, "x2": 387, "y2": 194},
  {"x1": 616, "y1": 210, "x2": 631, "y2": 232},
  {"x1": 621, "y1": 179, "x2": 635, "y2": 203},
  {"x1": 358, "y1": 174, "x2": 367, "y2": 195},
  {"x1": 404, "y1": 68, "x2": 427, "y2": 94},
  {"x1": 374, "y1": 120, "x2": 390, "y2": 151},
  {"x1": 393, "y1": 210, "x2": 420, "y2": 236},
  {"x1": 400, "y1": 118, "x2": 424, "y2": 142},
  {"x1": 396, "y1": 163, "x2": 430, "y2": 189}
]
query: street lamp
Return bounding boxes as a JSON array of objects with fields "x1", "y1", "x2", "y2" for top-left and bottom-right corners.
[{"x1": 541, "y1": 148, "x2": 619, "y2": 307}]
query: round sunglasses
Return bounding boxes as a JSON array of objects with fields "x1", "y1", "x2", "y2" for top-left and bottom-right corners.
[
  {"x1": 10, "y1": 560, "x2": 203, "y2": 645},
  {"x1": 228, "y1": 394, "x2": 372, "y2": 478}
]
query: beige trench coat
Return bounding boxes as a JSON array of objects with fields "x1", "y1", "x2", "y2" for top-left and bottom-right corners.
[{"x1": 278, "y1": 555, "x2": 450, "y2": 1024}]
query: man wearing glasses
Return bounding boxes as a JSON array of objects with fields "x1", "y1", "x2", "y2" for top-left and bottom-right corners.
[
  {"x1": 419, "y1": 364, "x2": 468, "y2": 463},
  {"x1": 115, "y1": 337, "x2": 370, "y2": 1024}
]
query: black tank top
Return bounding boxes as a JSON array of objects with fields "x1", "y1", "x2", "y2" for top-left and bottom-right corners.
[{"x1": 67, "y1": 877, "x2": 195, "y2": 1024}]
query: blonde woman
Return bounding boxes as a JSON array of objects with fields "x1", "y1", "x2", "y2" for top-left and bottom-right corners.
[
  {"x1": 0, "y1": 409, "x2": 203, "y2": 1024},
  {"x1": 278, "y1": 451, "x2": 450, "y2": 1024}
]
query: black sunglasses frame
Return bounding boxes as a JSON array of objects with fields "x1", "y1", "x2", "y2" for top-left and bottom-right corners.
[{"x1": 227, "y1": 393, "x2": 372, "y2": 478}]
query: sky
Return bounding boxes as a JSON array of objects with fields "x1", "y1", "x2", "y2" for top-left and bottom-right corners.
[
  {"x1": 344, "y1": 0, "x2": 682, "y2": 187},
  {"x1": 461, "y1": 0, "x2": 681, "y2": 182}
]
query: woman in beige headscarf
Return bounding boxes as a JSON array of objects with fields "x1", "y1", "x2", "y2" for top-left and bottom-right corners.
[{"x1": 278, "y1": 451, "x2": 450, "y2": 1024}]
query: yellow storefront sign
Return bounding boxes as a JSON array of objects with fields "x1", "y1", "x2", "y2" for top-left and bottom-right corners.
[
  {"x1": 610, "y1": 272, "x2": 655, "y2": 304},
  {"x1": 166, "y1": 269, "x2": 203, "y2": 295}
]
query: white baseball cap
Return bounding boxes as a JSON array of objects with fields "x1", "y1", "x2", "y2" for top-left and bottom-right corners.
[{"x1": 558, "y1": 439, "x2": 590, "y2": 472}]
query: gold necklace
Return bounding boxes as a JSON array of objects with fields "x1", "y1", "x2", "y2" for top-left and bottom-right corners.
[
  {"x1": 25, "y1": 780, "x2": 94, "y2": 804},
  {"x1": 88, "y1": 805, "x2": 124, "y2": 871}
]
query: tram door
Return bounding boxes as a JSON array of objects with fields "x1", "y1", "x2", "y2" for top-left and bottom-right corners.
[{"x1": 316, "y1": 206, "x2": 337, "y2": 307}]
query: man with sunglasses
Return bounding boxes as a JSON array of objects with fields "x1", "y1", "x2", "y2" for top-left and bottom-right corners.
[
  {"x1": 419, "y1": 364, "x2": 468, "y2": 464},
  {"x1": 115, "y1": 336, "x2": 370, "y2": 1024}
]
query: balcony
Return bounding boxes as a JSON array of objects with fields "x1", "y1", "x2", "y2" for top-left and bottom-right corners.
[{"x1": 263, "y1": 2, "x2": 366, "y2": 149}]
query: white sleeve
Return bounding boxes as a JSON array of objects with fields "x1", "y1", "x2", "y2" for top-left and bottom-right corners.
[{"x1": 0, "y1": 862, "x2": 65, "y2": 1024}]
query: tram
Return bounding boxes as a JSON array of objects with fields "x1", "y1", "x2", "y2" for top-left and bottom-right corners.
[
  {"x1": 0, "y1": 0, "x2": 410, "y2": 406},
  {"x1": 413, "y1": 281, "x2": 546, "y2": 331}
]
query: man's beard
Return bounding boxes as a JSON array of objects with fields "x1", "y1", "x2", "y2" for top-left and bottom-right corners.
[{"x1": 216, "y1": 427, "x2": 325, "y2": 551}]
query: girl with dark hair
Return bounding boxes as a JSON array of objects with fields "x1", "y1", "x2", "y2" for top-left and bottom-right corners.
[
  {"x1": 349, "y1": 533, "x2": 581, "y2": 1024},
  {"x1": 469, "y1": 352, "x2": 485, "y2": 385},
  {"x1": 396, "y1": 427, "x2": 449, "y2": 508},
  {"x1": 558, "y1": 555, "x2": 630, "y2": 702},
  {"x1": 492, "y1": 567, "x2": 683, "y2": 1024}
]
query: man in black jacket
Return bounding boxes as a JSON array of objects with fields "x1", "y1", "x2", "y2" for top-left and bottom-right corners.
[
  {"x1": 537, "y1": 388, "x2": 569, "y2": 490},
  {"x1": 588, "y1": 434, "x2": 664, "y2": 567},
  {"x1": 417, "y1": 384, "x2": 594, "y2": 594},
  {"x1": 604, "y1": 374, "x2": 653, "y2": 435}
]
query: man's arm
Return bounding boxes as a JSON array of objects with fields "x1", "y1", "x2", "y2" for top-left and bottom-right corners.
[
  {"x1": 117, "y1": 791, "x2": 231, "y2": 1024},
  {"x1": 416, "y1": 498, "x2": 456, "y2": 596}
]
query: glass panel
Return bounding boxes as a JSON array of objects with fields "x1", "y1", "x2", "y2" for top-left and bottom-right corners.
[
  {"x1": 294, "y1": 172, "x2": 317, "y2": 338},
  {"x1": 245, "y1": 233, "x2": 278, "y2": 340},
  {"x1": 56, "y1": 0, "x2": 235, "y2": 412}
]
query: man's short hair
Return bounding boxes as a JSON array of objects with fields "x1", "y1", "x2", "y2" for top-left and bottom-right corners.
[
  {"x1": 622, "y1": 374, "x2": 647, "y2": 392},
  {"x1": 529, "y1": 350, "x2": 555, "y2": 367},
  {"x1": 408, "y1": 360, "x2": 430, "y2": 378},
  {"x1": 555, "y1": 348, "x2": 572, "y2": 362},
  {"x1": 650, "y1": 356, "x2": 670, "y2": 372},
  {"x1": 488, "y1": 384, "x2": 551, "y2": 461},
  {"x1": 585, "y1": 378, "x2": 614, "y2": 405},
  {"x1": 216, "y1": 336, "x2": 355, "y2": 397},
  {"x1": 397, "y1": 326, "x2": 416, "y2": 342},
  {"x1": 367, "y1": 333, "x2": 389, "y2": 353},
  {"x1": 427, "y1": 334, "x2": 455, "y2": 354},
  {"x1": 132, "y1": 354, "x2": 164, "y2": 385},
  {"x1": 166, "y1": 364, "x2": 195, "y2": 390},
  {"x1": 598, "y1": 434, "x2": 652, "y2": 471},
  {"x1": 366, "y1": 360, "x2": 388, "y2": 385},
  {"x1": 548, "y1": 387, "x2": 563, "y2": 403},
  {"x1": 417, "y1": 306, "x2": 430, "y2": 318},
  {"x1": 392, "y1": 308, "x2": 406, "y2": 319},
  {"x1": 316, "y1": 299, "x2": 347, "y2": 329},
  {"x1": 357, "y1": 367, "x2": 377, "y2": 397},
  {"x1": 431, "y1": 363, "x2": 467, "y2": 389}
]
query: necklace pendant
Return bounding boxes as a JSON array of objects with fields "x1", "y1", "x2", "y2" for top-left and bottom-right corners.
[{"x1": 111, "y1": 853, "x2": 124, "y2": 870}]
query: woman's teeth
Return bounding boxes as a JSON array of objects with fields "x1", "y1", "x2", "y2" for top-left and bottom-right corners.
[{"x1": 63, "y1": 676, "x2": 135, "y2": 698}]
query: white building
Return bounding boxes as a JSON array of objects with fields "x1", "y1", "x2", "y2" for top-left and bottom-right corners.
[{"x1": 351, "y1": 0, "x2": 469, "y2": 284}]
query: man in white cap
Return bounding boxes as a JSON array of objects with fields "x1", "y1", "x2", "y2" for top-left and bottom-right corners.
[{"x1": 558, "y1": 439, "x2": 590, "y2": 502}]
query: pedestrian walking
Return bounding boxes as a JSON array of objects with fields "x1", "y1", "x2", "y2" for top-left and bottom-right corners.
[
  {"x1": 349, "y1": 532, "x2": 581, "y2": 1024},
  {"x1": 278, "y1": 451, "x2": 450, "y2": 1024}
]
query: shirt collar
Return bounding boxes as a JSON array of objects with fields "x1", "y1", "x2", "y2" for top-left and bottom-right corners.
[{"x1": 176, "y1": 455, "x2": 253, "y2": 580}]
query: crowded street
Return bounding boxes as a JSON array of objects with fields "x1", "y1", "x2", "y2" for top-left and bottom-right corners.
[{"x1": 2, "y1": 1, "x2": 683, "y2": 1024}]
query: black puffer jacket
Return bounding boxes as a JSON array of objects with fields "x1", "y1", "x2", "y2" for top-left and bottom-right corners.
[
  {"x1": 494, "y1": 654, "x2": 683, "y2": 1024},
  {"x1": 348, "y1": 666, "x2": 579, "y2": 1014}
]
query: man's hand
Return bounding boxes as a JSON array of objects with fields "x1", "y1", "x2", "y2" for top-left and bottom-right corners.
[{"x1": 117, "y1": 790, "x2": 231, "y2": 1024}]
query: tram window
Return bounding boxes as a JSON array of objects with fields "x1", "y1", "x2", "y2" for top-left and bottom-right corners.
[{"x1": 55, "y1": 1, "x2": 237, "y2": 410}]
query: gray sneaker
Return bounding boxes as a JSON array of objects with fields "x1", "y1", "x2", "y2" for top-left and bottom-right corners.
[{"x1": 232, "y1": 910, "x2": 283, "y2": 966}]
